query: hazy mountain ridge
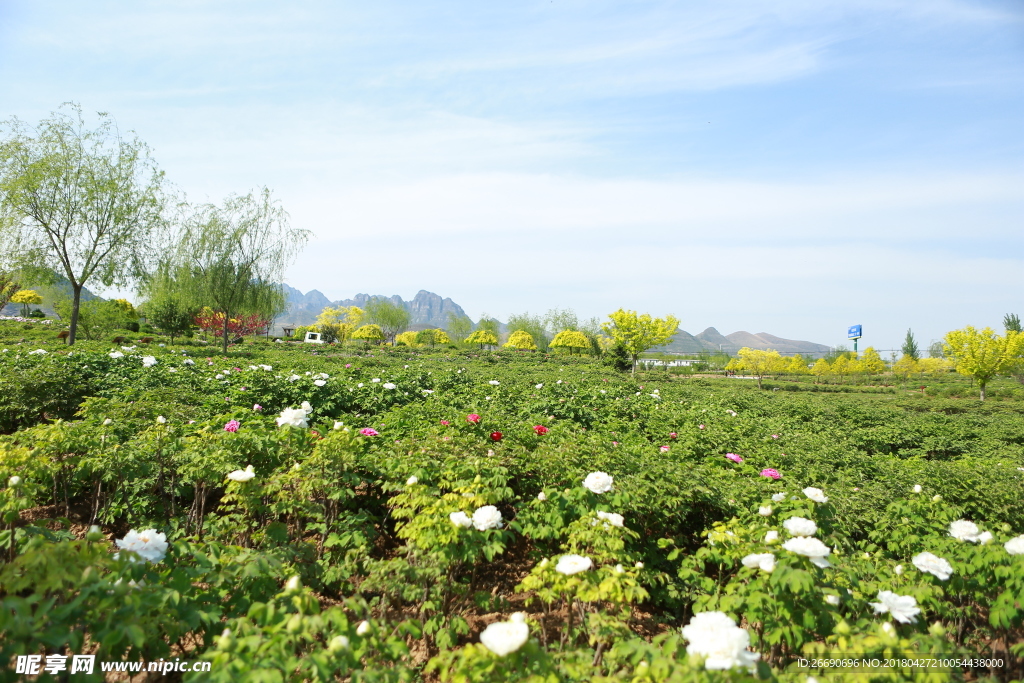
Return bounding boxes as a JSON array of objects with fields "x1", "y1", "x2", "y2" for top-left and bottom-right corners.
[{"x1": 277, "y1": 287, "x2": 831, "y2": 354}]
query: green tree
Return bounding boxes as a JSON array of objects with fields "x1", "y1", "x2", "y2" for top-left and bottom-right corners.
[
  {"x1": 171, "y1": 188, "x2": 307, "y2": 353},
  {"x1": 507, "y1": 312, "x2": 548, "y2": 351},
  {"x1": 1005, "y1": 313, "x2": 1022, "y2": 333},
  {"x1": 943, "y1": 326, "x2": 1024, "y2": 400},
  {"x1": 416, "y1": 328, "x2": 451, "y2": 348},
  {"x1": 600, "y1": 309, "x2": 679, "y2": 375},
  {"x1": 352, "y1": 324, "x2": 385, "y2": 345},
  {"x1": 901, "y1": 329, "x2": 920, "y2": 361},
  {"x1": 858, "y1": 347, "x2": 886, "y2": 374},
  {"x1": 786, "y1": 355, "x2": 808, "y2": 375},
  {"x1": 810, "y1": 357, "x2": 830, "y2": 384},
  {"x1": 549, "y1": 329, "x2": 590, "y2": 355},
  {"x1": 10, "y1": 289, "x2": 42, "y2": 317},
  {"x1": 53, "y1": 298, "x2": 127, "y2": 340},
  {"x1": 927, "y1": 341, "x2": 945, "y2": 359},
  {"x1": 503, "y1": 329, "x2": 537, "y2": 350},
  {"x1": 475, "y1": 314, "x2": 501, "y2": 341},
  {"x1": 144, "y1": 295, "x2": 196, "y2": 343},
  {"x1": 365, "y1": 298, "x2": 410, "y2": 344},
  {"x1": 445, "y1": 312, "x2": 472, "y2": 347},
  {"x1": 0, "y1": 104, "x2": 166, "y2": 345},
  {"x1": 465, "y1": 329, "x2": 498, "y2": 349}
]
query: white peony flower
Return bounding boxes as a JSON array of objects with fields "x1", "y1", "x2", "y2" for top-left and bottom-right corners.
[
  {"x1": 949, "y1": 520, "x2": 982, "y2": 543},
  {"x1": 765, "y1": 530, "x2": 779, "y2": 544},
  {"x1": 183, "y1": 358, "x2": 195, "y2": 365},
  {"x1": 472, "y1": 505, "x2": 503, "y2": 530},
  {"x1": 109, "y1": 351, "x2": 124, "y2": 359},
  {"x1": 8, "y1": 476, "x2": 21, "y2": 487},
  {"x1": 285, "y1": 575, "x2": 301, "y2": 590},
  {"x1": 356, "y1": 620, "x2": 371, "y2": 636},
  {"x1": 334, "y1": 421, "x2": 344, "y2": 430},
  {"x1": 260, "y1": 364, "x2": 272, "y2": 371},
  {"x1": 227, "y1": 465, "x2": 255, "y2": 482},
  {"x1": 115, "y1": 529, "x2": 168, "y2": 563},
  {"x1": 870, "y1": 590, "x2": 920, "y2": 624},
  {"x1": 1004, "y1": 536, "x2": 1024, "y2": 555},
  {"x1": 825, "y1": 594, "x2": 840, "y2": 606},
  {"x1": 103, "y1": 418, "x2": 113, "y2": 426},
  {"x1": 488, "y1": 380, "x2": 500, "y2": 386},
  {"x1": 276, "y1": 406, "x2": 309, "y2": 429},
  {"x1": 535, "y1": 383, "x2": 543, "y2": 389},
  {"x1": 782, "y1": 537, "x2": 832, "y2": 568},
  {"x1": 313, "y1": 379, "x2": 326, "y2": 386},
  {"x1": 894, "y1": 564, "x2": 904, "y2": 575},
  {"x1": 479, "y1": 613, "x2": 528, "y2": 656},
  {"x1": 741, "y1": 553, "x2": 776, "y2": 572},
  {"x1": 758, "y1": 506, "x2": 772, "y2": 516},
  {"x1": 913, "y1": 484, "x2": 922, "y2": 493},
  {"x1": 371, "y1": 378, "x2": 381, "y2": 382},
  {"x1": 978, "y1": 531, "x2": 993, "y2": 544},
  {"x1": 406, "y1": 475, "x2": 418, "y2": 485},
  {"x1": 28, "y1": 349, "x2": 47, "y2": 355},
  {"x1": 382, "y1": 382, "x2": 397, "y2": 390},
  {"x1": 912, "y1": 552, "x2": 953, "y2": 580},
  {"x1": 141, "y1": 356, "x2": 157, "y2": 367},
  {"x1": 449, "y1": 511, "x2": 472, "y2": 528},
  {"x1": 681, "y1": 611, "x2": 760, "y2": 671},
  {"x1": 803, "y1": 487, "x2": 828, "y2": 503},
  {"x1": 635, "y1": 561, "x2": 644, "y2": 568},
  {"x1": 215, "y1": 374, "x2": 224, "y2": 379},
  {"x1": 596, "y1": 510, "x2": 625, "y2": 528},
  {"x1": 537, "y1": 492, "x2": 547, "y2": 501},
  {"x1": 318, "y1": 372, "x2": 329, "y2": 379},
  {"x1": 771, "y1": 493, "x2": 786, "y2": 502},
  {"x1": 783, "y1": 517, "x2": 818, "y2": 537},
  {"x1": 555, "y1": 554, "x2": 593, "y2": 575},
  {"x1": 156, "y1": 415, "x2": 167, "y2": 424},
  {"x1": 583, "y1": 471, "x2": 614, "y2": 494}
]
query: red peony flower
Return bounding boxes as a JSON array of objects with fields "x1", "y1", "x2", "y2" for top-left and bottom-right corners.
[
  {"x1": 533, "y1": 425, "x2": 549, "y2": 435},
  {"x1": 490, "y1": 431, "x2": 503, "y2": 441}
]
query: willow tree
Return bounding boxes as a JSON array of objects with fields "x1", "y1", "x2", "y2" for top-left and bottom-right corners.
[
  {"x1": 173, "y1": 188, "x2": 309, "y2": 353},
  {"x1": 365, "y1": 298, "x2": 410, "y2": 344},
  {"x1": 0, "y1": 104, "x2": 165, "y2": 344}
]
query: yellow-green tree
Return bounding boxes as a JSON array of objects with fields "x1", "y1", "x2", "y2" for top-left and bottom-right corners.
[
  {"x1": 786, "y1": 355, "x2": 808, "y2": 375},
  {"x1": 503, "y1": 329, "x2": 537, "y2": 350},
  {"x1": 352, "y1": 324, "x2": 385, "y2": 345},
  {"x1": 859, "y1": 347, "x2": 886, "y2": 375},
  {"x1": 465, "y1": 329, "x2": 498, "y2": 349},
  {"x1": 811, "y1": 358, "x2": 830, "y2": 384},
  {"x1": 831, "y1": 355, "x2": 852, "y2": 384},
  {"x1": 601, "y1": 309, "x2": 679, "y2": 375},
  {"x1": 416, "y1": 328, "x2": 450, "y2": 348},
  {"x1": 892, "y1": 356, "x2": 918, "y2": 382},
  {"x1": 11, "y1": 289, "x2": 42, "y2": 317},
  {"x1": 549, "y1": 329, "x2": 590, "y2": 355},
  {"x1": 943, "y1": 326, "x2": 1024, "y2": 400},
  {"x1": 734, "y1": 347, "x2": 784, "y2": 389},
  {"x1": 917, "y1": 356, "x2": 953, "y2": 378},
  {"x1": 395, "y1": 330, "x2": 419, "y2": 346},
  {"x1": 316, "y1": 305, "x2": 363, "y2": 345}
]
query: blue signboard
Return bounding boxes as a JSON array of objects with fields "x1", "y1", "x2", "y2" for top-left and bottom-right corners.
[{"x1": 848, "y1": 324, "x2": 863, "y2": 339}]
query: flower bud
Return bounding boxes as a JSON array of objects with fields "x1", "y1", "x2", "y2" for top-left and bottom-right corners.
[
  {"x1": 356, "y1": 620, "x2": 371, "y2": 636},
  {"x1": 8, "y1": 475, "x2": 21, "y2": 487},
  {"x1": 329, "y1": 635, "x2": 350, "y2": 651},
  {"x1": 932, "y1": 495, "x2": 942, "y2": 502},
  {"x1": 285, "y1": 575, "x2": 301, "y2": 591}
]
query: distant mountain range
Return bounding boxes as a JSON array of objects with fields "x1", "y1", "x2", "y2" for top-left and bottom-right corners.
[
  {"x1": 276, "y1": 286, "x2": 831, "y2": 355},
  {"x1": 277, "y1": 285, "x2": 470, "y2": 332}
]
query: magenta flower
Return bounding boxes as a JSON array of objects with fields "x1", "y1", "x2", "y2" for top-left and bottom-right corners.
[
  {"x1": 440, "y1": 420, "x2": 450, "y2": 426},
  {"x1": 725, "y1": 453, "x2": 743, "y2": 463},
  {"x1": 466, "y1": 414, "x2": 481, "y2": 424},
  {"x1": 224, "y1": 420, "x2": 240, "y2": 432},
  {"x1": 345, "y1": 363, "x2": 352, "y2": 368},
  {"x1": 360, "y1": 427, "x2": 379, "y2": 436},
  {"x1": 760, "y1": 468, "x2": 782, "y2": 480},
  {"x1": 253, "y1": 404, "x2": 263, "y2": 411}
]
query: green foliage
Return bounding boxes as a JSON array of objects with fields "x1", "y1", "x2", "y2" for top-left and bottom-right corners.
[{"x1": 365, "y1": 298, "x2": 410, "y2": 344}]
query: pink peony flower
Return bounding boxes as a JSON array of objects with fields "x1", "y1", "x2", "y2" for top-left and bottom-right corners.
[
  {"x1": 771, "y1": 434, "x2": 780, "y2": 439},
  {"x1": 466, "y1": 414, "x2": 481, "y2": 424},
  {"x1": 660, "y1": 445, "x2": 670, "y2": 452},
  {"x1": 345, "y1": 363, "x2": 352, "y2": 368},
  {"x1": 725, "y1": 453, "x2": 743, "y2": 463},
  {"x1": 224, "y1": 420, "x2": 240, "y2": 432},
  {"x1": 760, "y1": 468, "x2": 782, "y2": 480},
  {"x1": 612, "y1": 441, "x2": 619, "y2": 446},
  {"x1": 440, "y1": 420, "x2": 450, "y2": 426},
  {"x1": 698, "y1": 424, "x2": 705, "y2": 430},
  {"x1": 253, "y1": 404, "x2": 262, "y2": 411},
  {"x1": 360, "y1": 428, "x2": 379, "y2": 436},
  {"x1": 669, "y1": 432, "x2": 677, "y2": 439}
]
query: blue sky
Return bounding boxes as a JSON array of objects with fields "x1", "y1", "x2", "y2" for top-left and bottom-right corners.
[{"x1": 1, "y1": 0, "x2": 1022, "y2": 350}]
